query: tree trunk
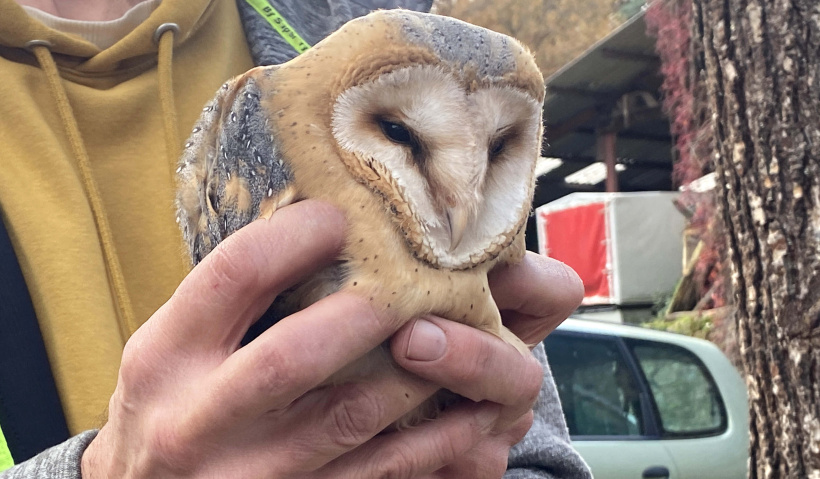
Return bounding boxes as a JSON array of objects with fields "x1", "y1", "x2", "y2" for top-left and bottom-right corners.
[{"x1": 695, "y1": 0, "x2": 820, "y2": 477}]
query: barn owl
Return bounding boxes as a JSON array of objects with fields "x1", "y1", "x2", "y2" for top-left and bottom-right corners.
[{"x1": 176, "y1": 9, "x2": 545, "y2": 426}]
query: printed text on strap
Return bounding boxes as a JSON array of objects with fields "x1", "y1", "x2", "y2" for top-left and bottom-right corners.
[{"x1": 244, "y1": 0, "x2": 311, "y2": 54}]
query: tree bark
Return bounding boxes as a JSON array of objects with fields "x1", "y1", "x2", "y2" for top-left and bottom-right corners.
[{"x1": 695, "y1": 0, "x2": 820, "y2": 476}]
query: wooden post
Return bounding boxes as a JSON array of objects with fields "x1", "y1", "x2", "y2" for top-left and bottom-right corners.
[{"x1": 597, "y1": 130, "x2": 619, "y2": 192}]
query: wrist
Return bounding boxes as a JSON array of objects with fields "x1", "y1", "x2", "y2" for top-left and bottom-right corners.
[
  {"x1": 80, "y1": 430, "x2": 107, "y2": 479},
  {"x1": 80, "y1": 426, "x2": 127, "y2": 479}
]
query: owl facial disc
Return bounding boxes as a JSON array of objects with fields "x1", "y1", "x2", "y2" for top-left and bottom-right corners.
[{"x1": 331, "y1": 65, "x2": 542, "y2": 270}]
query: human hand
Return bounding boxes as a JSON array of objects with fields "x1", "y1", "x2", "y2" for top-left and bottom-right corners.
[
  {"x1": 81, "y1": 200, "x2": 424, "y2": 478},
  {"x1": 318, "y1": 253, "x2": 584, "y2": 478},
  {"x1": 80, "y1": 199, "x2": 582, "y2": 478}
]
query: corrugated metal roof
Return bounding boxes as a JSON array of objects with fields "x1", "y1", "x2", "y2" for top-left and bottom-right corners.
[{"x1": 539, "y1": 10, "x2": 673, "y2": 188}]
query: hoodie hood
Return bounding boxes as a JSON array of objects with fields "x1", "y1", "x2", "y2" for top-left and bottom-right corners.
[{"x1": 0, "y1": 0, "x2": 217, "y2": 74}]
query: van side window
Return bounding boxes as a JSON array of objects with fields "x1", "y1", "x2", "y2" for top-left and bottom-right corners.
[
  {"x1": 544, "y1": 334, "x2": 644, "y2": 437},
  {"x1": 629, "y1": 341, "x2": 727, "y2": 436}
]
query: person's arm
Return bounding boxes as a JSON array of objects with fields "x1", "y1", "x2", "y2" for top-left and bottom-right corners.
[{"x1": 0, "y1": 432, "x2": 96, "y2": 479}]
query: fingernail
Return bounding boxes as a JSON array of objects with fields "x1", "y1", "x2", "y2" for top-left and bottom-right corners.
[{"x1": 406, "y1": 319, "x2": 446, "y2": 361}]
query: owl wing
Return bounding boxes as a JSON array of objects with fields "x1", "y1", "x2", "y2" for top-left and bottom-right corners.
[{"x1": 176, "y1": 67, "x2": 296, "y2": 265}]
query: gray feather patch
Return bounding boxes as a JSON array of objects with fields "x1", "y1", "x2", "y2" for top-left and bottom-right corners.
[
  {"x1": 177, "y1": 75, "x2": 293, "y2": 264},
  {"x1": 214, "y1": 77, "x2": 292, "y2": 229},
  {"x1": 393, "y1": 11, "x2": 517, "y2": 79}
]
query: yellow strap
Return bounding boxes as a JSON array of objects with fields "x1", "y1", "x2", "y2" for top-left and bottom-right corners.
[
  {"x1": 0, "y1": 422, "x2": 13, "y2": 471},
  {"x1": 244, "y1": 0, "x2": 311, "y2": 54}
]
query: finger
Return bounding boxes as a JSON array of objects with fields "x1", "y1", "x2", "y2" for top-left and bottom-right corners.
[
  {"x1": 431, "y1": 412, "x2": 533, "y2": 479},
  {"x1": 505, "y1": 409, "x2": 535, "y2": 442},
  {"x1": 488, "y1": 251, "x2": 584, "y2": 344},
  {"x1": 312, "y1": 401, "x2": 501, "y2": 479},
  {"x1": 203, "y1": 292, "x2": 403, "y2": 431},
  {"x1": 160, "y1": 200, "x2": 346, "y2": 351},
  {"x1": 390, "y1": 317, "x2": 544, "y2": 415},
  {"x1": 264, "y1": 368, "x2": 437, "y2": 473}
]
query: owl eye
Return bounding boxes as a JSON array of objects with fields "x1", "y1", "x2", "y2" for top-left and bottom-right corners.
[
  {"x1": 379, "y1": 119, "x2": 414, "y2": 146},
  {"x1": 489, "y1": 138, "x2": 505, "y2": 158}
]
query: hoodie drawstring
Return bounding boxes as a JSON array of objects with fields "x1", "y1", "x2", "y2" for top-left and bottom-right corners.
[
  {"x1": 153, "y1": 24, "x2": 192, "y2": 280},
  {"x1": 154, "y1": 23, "x2": 181, "y2": 171},
  {"x1": 27, "y1": 25, "x2": 181, "y2": 341},
  {"x1": 28, "y1": 41, "x2": 136, "y2": 341}
]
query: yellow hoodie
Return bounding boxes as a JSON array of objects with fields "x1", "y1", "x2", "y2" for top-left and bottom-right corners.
[{"x1": 0, "y1": 0, "x2": 253, "y2": 433}]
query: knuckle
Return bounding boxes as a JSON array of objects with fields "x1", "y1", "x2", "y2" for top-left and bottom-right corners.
[
  {"x1": 253, "y1": 349, "x2": 301, "y2": 400},
  {"x1": 201, "y1": 237, "x2": 259, "y2": 301},
  {"x1": 456, "y1": 336, "x2": 495, "y2": 385},
  {"x1": 347, "y1": 294, "x2": 397, "y2": 338},
  {"x1": 327, "y1": 385, "x2": 385, "y2": 448},
  {"x1": 556, "y1": 261, "x2": 584, "y2": 308},
  {"x1": 463, "y1": 439, "x2": 516, "y2": 478},
  {"x1": 147, "y1": 421, "x2": 200, "y2": 473},
  {"x1": 379, "y1": 423, "x2": 462, "y2": 476},
  {"x1": 510, "y1": 410, "x2": 535, "y2": 444},
  {"x1": 482, "y1": 452, "x2": 510, "y2": 478},
  {"x1": 372, "y1": 446, "x2": 418, "y2": 479},
  {"x1": 118, "y1": 331, "x2": 156, "y2": 391},
  {"x1": 520, "y1": 355, "x2": 545, "y2": 406},
  {"x1": 118, "y1": 339, "x2": 143, "y2": 385}
]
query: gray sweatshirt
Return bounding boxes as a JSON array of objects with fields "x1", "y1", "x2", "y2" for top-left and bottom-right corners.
[{"x1": 1, "y1": 1, "x2": 591, "y2": 477}]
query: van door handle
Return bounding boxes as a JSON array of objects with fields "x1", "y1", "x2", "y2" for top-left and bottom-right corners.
[{"x1": 642, "y1": 466, "x2": 670, "y2": 478}]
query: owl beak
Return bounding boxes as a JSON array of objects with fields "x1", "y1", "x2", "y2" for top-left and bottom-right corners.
[{"x1": 447, "y1": 206, "x2": 468, "y2": 252}]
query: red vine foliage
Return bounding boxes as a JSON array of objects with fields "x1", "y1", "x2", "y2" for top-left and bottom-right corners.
[
  {"x1": 646, "y1": 0, "x2": 727, "y2": 310},
  {"x1": 646, "y1": 0, "x2": 699, "y2": 185}
]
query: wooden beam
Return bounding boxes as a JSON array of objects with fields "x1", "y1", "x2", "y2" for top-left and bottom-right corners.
[
  {"x1": 546, "y1": 85, "x2": 619, "y2": 102},
  {"x1": 601, "y1": 47, "x2": 661, "y2": 65},
  {"x1": 544, "y1": 107, "x2": 598, "y2": 144},
  {"x1": 602, "y1": 105, "x2": 665, "y2": 133},
  {"x1": 548, "y1": 126, "x2": 673, "y2": 144}
]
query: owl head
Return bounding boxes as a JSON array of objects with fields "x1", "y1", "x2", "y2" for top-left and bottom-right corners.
[
  {"x1": 316, "y1": 11, "x2": 545, "y2": 270},
  {"x1": 178, "y1": 10, "x2": 546, "y2": 270}
]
